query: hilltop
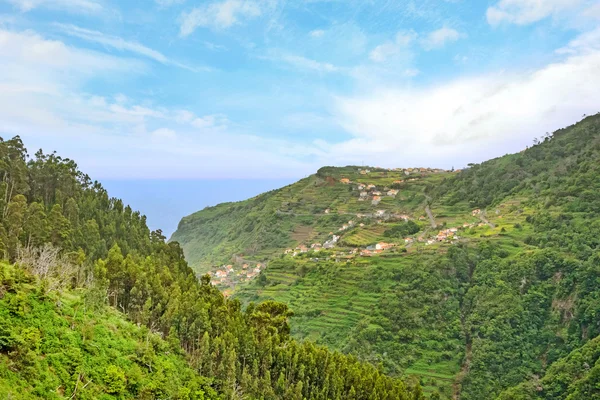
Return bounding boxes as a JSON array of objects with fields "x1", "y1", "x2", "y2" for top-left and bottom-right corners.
[
  {"x1": 172, "y1": 114, "x2": 600, "y2": 398},
  {"x1": 171, "y1": 165, "x2": 455, "y2": 276}
]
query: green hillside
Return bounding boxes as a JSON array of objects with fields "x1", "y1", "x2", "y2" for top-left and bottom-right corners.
[
  {"x1": 0, "y1": 262, "x2": 217, "y2": 399},
  {"x1": 173, "y1": 114, "x2": 600, "y2": 399},
  {"x1": 0, "y1": 136, "x2": 421, "y2": 400}
]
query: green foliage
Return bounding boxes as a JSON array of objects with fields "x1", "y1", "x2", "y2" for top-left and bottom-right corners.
[
  {"x1": 383, "y1": 220, "x2": 420, "y2": 238},
  {"x1": 498, "y1": 335, "x2": 600, "y2": 399},
  {"x1": 104, "y1": 365, "x2": 126, "y2": 395},
  {"x1": 0, "y1": 263, "x2": 215, "y2": 399}
]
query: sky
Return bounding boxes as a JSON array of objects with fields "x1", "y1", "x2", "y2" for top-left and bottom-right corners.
[
  {"x1": 1, "y1": 0, "x2": 600, "y2": 179},
  {"x1": 101, "y1": 179, "x2": 293, "y2": 237},
  {"x1": 1, "y1": 0, "x2": 600, "y2": 232}
]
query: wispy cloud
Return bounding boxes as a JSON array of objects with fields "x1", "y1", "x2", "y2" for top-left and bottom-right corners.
[
  {"x1": 583, "y1": 2, "x2": 600, "y2": 19},
  {"x1": 5, "y1": 0, "x2": 104, "y2": 14},
  {"x1": 54, "y1": 24, "x2": 207, "y2": 72},
  {"x1": 309, "y1": 29, "x2": 325, "y2": 38},
  {"x1": 420, "y1": 27, "x2": 464, "y2": 50},
  {"x1": 279, "y1": 54, "x2": 339, "y2": 72},
  {"x1": 179, "y1": 0, "x2": 263, "y2": 36},
  {"x1": 0, "y1": 28, "x2": 315, "y2": 179},
  {"x1": 487, "y1": 0, "x2": 581, "y2": 26},
  {"x1": 369, "y1": 31, "x2": 417, "y2": 62},
  {"x1": 556, "y1": 26, "x2": 600, "y2": 54}
]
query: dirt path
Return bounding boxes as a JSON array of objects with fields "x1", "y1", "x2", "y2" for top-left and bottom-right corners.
[
  {"x1": 479, "y1": 212, "x2": 495, "y2": 229},
  {"x1": 453, "y1": 341, "x2": 472, "y2": 399},
  {"x1": 425, "y1": 205, "x2": 437, "y2": 228}
]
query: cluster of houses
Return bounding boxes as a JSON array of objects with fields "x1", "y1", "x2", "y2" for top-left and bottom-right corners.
[
  {"x1": 356, "y1": 184, "x2": 399, "y2": 205},
  {"x1": 357, "y1": 167, "x2": 447, "y2": 175},
  {"x1": 339, "y1": 220, "x2": 355, "y2": 232},
  {"x1": 285, "y1": 234, "x2": 341, "y2": 257},
  {"x1": 360, "y1": 242, "x2": 395, "y2": 256},
  {"x1": 210, "y1": 263, "x2": 265, "y2": 286}
]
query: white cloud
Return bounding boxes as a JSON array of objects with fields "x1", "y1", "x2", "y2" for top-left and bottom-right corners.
[
  {"x1": 556, "y1": 26, "x2": 600, "y2": 54},
  {"x1": 54, "y1": 24, "x2": 205, "y2": 72},
  {"x1": 420, "y1": 27, "x2": 464, "y2": 50},
  {"x1": 5, "y1": 0, "x2": 103, "y2": 13},
  {"x1": 191, "y1": 114, "x2": 229, "y2": 130},
  {"x1": 486, "y1": 0, "x2": 581, "y2": 26},
  {"x1": 0, "y1": 28, "x2": 317, "y2": 179},
  {"x1": 583, "y1": 3, "x2": 600, "y2": 19},
  {"x1": 278, "y1": 54, "x2": 339, "y2": 73},
  {"x1": 0, "y1": 28, "x2": 139, "y2": 87},
  {"x1": 179, "y1": 0, "x2": 262, "y2": 36},
  {"x1": 152, "y1": 128, "x2": 177, "y2": 139},
  {"x1": 331, "y1": 32, "x2": 600, "y2": 168},
  {"x1": 309, "y1": 29, "x2": 325, "y2": 38},
  {"x1": 369, "y1": 31, "x2": 417, "y2": 62}
]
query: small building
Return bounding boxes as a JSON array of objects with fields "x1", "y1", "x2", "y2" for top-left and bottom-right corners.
[
  {"x1": 340, "y1": 178, "x2": 351, "y2": 184},
  {"x1": 472, "y1": 209, "x2": 482, "y2": 216},
  {"x1": 376, "y1": 242, "x2": 394, "y2": 250},
  {"x1": 215, "y1": 270, "x2": 227, "y2": 278},
  {"x1": 404, "y1": 237, "x2": 414, "y2": 244}
]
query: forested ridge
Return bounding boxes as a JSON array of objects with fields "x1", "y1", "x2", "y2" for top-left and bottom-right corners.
[{"x1": 0, "y1": 136, "x2": 420, "y2": 399}]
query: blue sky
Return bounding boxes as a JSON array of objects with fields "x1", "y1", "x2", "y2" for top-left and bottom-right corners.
[{"x1": 1, "y1": 0, "x2": 600, "y2": 181}]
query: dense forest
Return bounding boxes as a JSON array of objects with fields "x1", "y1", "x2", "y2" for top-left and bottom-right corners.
[{"x1": 0, "y1": 136, "x2": 420, "y2": 399}]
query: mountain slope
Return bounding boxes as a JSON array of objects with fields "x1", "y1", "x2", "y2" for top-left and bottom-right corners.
[
  {"x1": 173, "y1": 114, "x2": 600, "y2": 399},
  {"x1": 0, "y1": 262, "x2": 217, "y2": 399},
  {"x1": 0, "y1": 135, "x2": 421, "y2": 400}
]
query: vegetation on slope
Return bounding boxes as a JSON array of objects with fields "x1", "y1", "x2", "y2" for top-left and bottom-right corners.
[
  {"x1": 498, "y1": 334, "x2": 600, "y2": 399},
  {"x1": 0, "y1": 136, "x2": 420, "y2": 399},
  {"x1": 178, "y1": 114, "x2": 600, "y2": 399},
  {"x1": 0, "y1": 262, "x2": 216, "y2": 399}
]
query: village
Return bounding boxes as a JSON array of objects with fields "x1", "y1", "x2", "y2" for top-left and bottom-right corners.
[
  {"x1": 210, "y1": 167, "x2": 496, "y2": 290},
  {"x1": 208, "y1": 261, "x2": 266, "y2": 288}
]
